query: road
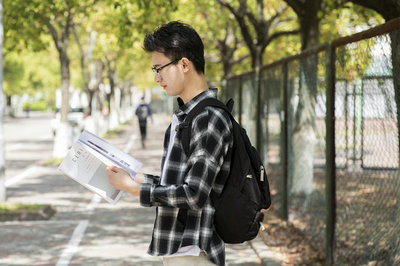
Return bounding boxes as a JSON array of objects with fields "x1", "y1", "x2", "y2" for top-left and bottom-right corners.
[
  {"x1": 0, "y1": 112, "x2": 279, "y2": 265},
  {"x1": 0, "y1": 112, "x2": 165, "y2": 265},
  {"x1": 4, "y1": 112, "x2": 54, "y2": 186}
]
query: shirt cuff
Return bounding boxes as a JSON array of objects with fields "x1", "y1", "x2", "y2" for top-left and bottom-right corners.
[
  {"x1": 144, "y1": 174, "x2": 160, "y2": 185},
  {"x1": 140, "y1": 183, "x2": 153, "y2": 207}
]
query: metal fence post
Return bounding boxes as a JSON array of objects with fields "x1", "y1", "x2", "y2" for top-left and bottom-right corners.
[
  {"x1": 239, "y1": 77, "x2": 243, "y2": 125},
  {"x1": 256, "y1": 68, "x2": 262, "y2": 152},
  {"x1": 280, "y1": 61, "x2": 289, "y2": 221},
  {"x1": 325, "y1": 44, "x2": 336, "y2": 265},
  {"x1": 281, "y1": 61, "x2": 289, "y2": 220}
]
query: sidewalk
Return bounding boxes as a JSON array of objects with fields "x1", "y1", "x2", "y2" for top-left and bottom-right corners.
[{"x1": 0, "y1": 113, "x2": 281, "y2": 266}]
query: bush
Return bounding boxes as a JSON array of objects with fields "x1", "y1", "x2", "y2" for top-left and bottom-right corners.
[{"x1": 22, "y1": 101, "x2": 48, "y2": 111}]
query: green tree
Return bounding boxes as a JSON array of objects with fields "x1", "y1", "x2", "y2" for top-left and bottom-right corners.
[
  {"x1": 217, "y1": 0, "x2": 298, "y2": 150},
  {"x1": 3, "y1": 52, "x2": 24, "y2": 116},
  {"x1": 167, "y1": 1, "x2": 251, "y2": 90},
  {"x1": 197, "y1": 1, "x2": 251, "y2": 86},
  {"x1": 3, "y1": 48, "x2": 60, "y2": 114},
  {"x1": 4, "y1": 0, "x2": 99, "y2": 157},
  {"x1": 72, "y1": 17, "x2": 103, "y2": 116},
  {"x1": 94, "y1": 0, "x2": 177, "y2": 103}
]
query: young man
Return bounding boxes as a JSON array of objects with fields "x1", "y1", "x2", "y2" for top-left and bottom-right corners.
[
  {"x1": 106, "y1": 21, "x2": 233, "y2": 265},
  {"x1": 135, "y1": 96, "x2": 153, "y2": 148}
]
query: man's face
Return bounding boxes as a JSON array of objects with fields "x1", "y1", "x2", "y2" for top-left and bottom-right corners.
[{"x1": 151, "y1": 52, "x2": 184, "y2": 97}]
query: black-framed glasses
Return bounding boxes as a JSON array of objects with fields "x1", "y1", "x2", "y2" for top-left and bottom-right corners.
[{"x1": 151, "y1": 58, "x2": 181, "y2": 74}]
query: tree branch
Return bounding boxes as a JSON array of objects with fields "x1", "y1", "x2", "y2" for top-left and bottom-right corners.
[
  {"x1": 216, "y1": 0, "x2": 239, "y2": 17},
  {"x1": 61, "y1": 9, "x2": 73, "y2": 44},
  {"x1": 264, "y1": 29, "x2": 299, "y2": 49},
  {"x1": 72, "y1": 26, "x2": 90, "y2": 90},
  {"x1": 217, "y1": 0, "x2": 256, "y2": 56},
  {"x1": 269, "y1": 5, "x2": 289, "y2": 25},
  {"x1": 231, "y1": 54, "x2": 250, "y2": 65},
  {"x1": 349, "y1": 0, "x2": 399, "y2": 20},
  {"x1": 284, "y1": 0, "x2": 302, "y2": 15},
  {"x1": 47, "y1": 24, "x2": 61, "y2": 52}
]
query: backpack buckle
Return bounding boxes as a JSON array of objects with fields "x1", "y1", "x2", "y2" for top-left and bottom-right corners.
[{"x1": 176, "y1": 122, "x2": 189, "y2": 132}]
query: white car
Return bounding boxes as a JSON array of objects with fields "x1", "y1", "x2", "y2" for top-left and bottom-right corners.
[{"x1": 51, "y1": 107, "x2": 87, "y2": 136}]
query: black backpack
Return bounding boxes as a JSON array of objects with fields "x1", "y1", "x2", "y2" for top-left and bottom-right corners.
[
  {"x1": 179, "y1": 97, "x2": 271, "y2": 244},
  {"x1": 136, "y1": 105, "x2": 148, "y2": 120}
]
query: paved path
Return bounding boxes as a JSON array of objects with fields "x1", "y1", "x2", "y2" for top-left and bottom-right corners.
[{"x1": 0, "y1": 114, "x2": 281, "y2": 265}]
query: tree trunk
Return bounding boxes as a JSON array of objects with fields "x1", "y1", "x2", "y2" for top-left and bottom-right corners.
[
  {"x1": 0, "y1": 0, "x2": 6, "y2": 202},
  {"x1": 290, "y1": 0, "x2": 320, "y2": 195},
  {"x1": 254, "y1": 47, "x2": 263, "y2": 151},
  {"x1": 53, "y1": 48, "x2": 71, "y2": 158},
  {"x1": 291, "y1": 55, "x2": 318, "y2": 194},
  {"x1": 47, "y1": 11, "x2": 73, "y2": 158},
  {"x1": 5, "y1": 95, "x2": 13, "y2": 117},
  {"x1": 59, "y1": 49, "x2": 70, "y2": 123},
  {"x1": 87, "y1": 90, "x2": 95, "y2": 115},
  {"x1": 73, "y1": 29, "x2": 101, "y2": 117},
  {"x1": 105, "y1": 58, "x2": 119, "y2": 130}
]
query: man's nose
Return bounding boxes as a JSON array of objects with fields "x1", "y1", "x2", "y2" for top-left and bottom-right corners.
[{"x1": 154, "y1": 73, "x2": 161, "y2": 83}]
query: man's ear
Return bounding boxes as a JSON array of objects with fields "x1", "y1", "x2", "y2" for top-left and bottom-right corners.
[{"x1": 181, "y1": 57, "x2": 191, "y2": 73}]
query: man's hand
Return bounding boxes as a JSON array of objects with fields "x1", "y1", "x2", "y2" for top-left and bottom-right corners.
[
  {"x1": 106, "y1": 166, "x2": 144, "y2": 196},
  {"x1": 135, "y1": 172, "x2": 145, "y2": 184}
]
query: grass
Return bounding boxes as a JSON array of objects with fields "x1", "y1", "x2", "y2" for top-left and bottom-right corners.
[
  {"x1": 41, "y1": 157, "x2": 64, "y2": 166},
  {"x1": 0, "y1": 203, "x2": 43, "y2": 214},
  {"x1": 103, "y1": 119, "x2": 133, "y2": 139},
  {"x1": 103, "y1": 128, "x2": 123, "y2": 138}
]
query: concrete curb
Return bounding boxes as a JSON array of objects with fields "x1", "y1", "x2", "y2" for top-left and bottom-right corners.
[{"x1": 249, "y1": 236, "x2": 282, "y2": 266}]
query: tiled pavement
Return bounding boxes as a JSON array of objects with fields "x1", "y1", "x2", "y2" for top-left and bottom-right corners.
[{"x1": 0, "y1": 113, "x2": 281, "y2": 266}]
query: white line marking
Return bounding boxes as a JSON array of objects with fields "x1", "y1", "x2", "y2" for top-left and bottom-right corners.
[
  {"x1": 56, "y1": 220, "x2": 89, "y2": 266},
  {"x1": 0, "y1": 220, "x2": 81, "y2": 226},
  {"x1": 86, "y1": 194, "x2": 102, "y2": 211},
  {"x1": 6, "y1": 143, "x2": 24, "y2": 151},
  {"x1": 124, "y1": 133, "x2": 137, "y2": 153},
  {"x1": 5, "y1": 166, "x2": 39, "y2": 187}
]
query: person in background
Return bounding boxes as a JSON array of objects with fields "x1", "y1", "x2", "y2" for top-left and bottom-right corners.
[
  {"x1": 24, "y1": 104, "x2": 31, "y2": 118},
  {"x1": 135, "y1": 96, "x2": 153, "y2": 148}
]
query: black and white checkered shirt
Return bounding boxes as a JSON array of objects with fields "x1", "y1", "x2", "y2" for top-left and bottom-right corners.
[{"x1": 140, "y1": 88, "x2": 233, "y2": 265}]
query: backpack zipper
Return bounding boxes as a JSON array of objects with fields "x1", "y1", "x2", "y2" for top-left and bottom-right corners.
[
  {"x1": 260, "y1": 166, "x2": 265, "y2": 182},
  {"x1": 260, "y1": 222, "x2": 265, "y2": 231}
]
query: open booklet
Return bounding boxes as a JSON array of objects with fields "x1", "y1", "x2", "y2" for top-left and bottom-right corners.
[{"x1": 58, "y1": 130, "x2": 143, "y2": 204}]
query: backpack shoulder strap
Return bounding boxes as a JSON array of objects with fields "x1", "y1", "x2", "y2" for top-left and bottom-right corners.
[{"x1": 179, "y1": 98, "x2": 234, "y2": 157}]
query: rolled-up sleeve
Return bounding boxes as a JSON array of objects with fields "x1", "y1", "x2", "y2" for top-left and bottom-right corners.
[{"x1": 139, "y1": 174, "x2": 160, "y2": 207}]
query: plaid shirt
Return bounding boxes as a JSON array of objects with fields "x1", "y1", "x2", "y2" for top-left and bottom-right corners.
[{"x1": 140, "y1": 89, "x2": 233, "y2": 265}]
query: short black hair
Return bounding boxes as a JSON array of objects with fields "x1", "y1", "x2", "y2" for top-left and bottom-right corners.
[{"x1": 143, "y1": 21, "x2": 205, "y2": 74}]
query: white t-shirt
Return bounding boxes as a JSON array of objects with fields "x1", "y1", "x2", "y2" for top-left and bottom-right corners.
[{"x1": 160, "y1": 114, "x2": 201, "y2": 257}]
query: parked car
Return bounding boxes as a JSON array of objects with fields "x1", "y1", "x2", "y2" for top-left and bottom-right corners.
[{"x1": 51, "y1": 107, "x2": 87, "y2": 136}]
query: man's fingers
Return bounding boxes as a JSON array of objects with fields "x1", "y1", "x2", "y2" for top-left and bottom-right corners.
[{"x1": 106, "y1": 165, "x2": 118, "y2": 173}]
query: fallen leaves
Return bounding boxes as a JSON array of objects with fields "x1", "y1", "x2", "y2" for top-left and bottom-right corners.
[{"x1": 260, "y1": 214, "x2": 325, "y2": 265}]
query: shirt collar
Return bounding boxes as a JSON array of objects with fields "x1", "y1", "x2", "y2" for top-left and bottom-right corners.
[{"x1": 174, "y1": 88, "x2": 218, "y2": 121}]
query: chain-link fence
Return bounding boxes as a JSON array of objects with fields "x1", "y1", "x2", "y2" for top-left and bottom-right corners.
[
  {"x1": 334, "y1": 28, "x2": 400, "y2": 265},
  {"x1": 222, "y1": 18, "x2": 400, "y2": 265}
]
